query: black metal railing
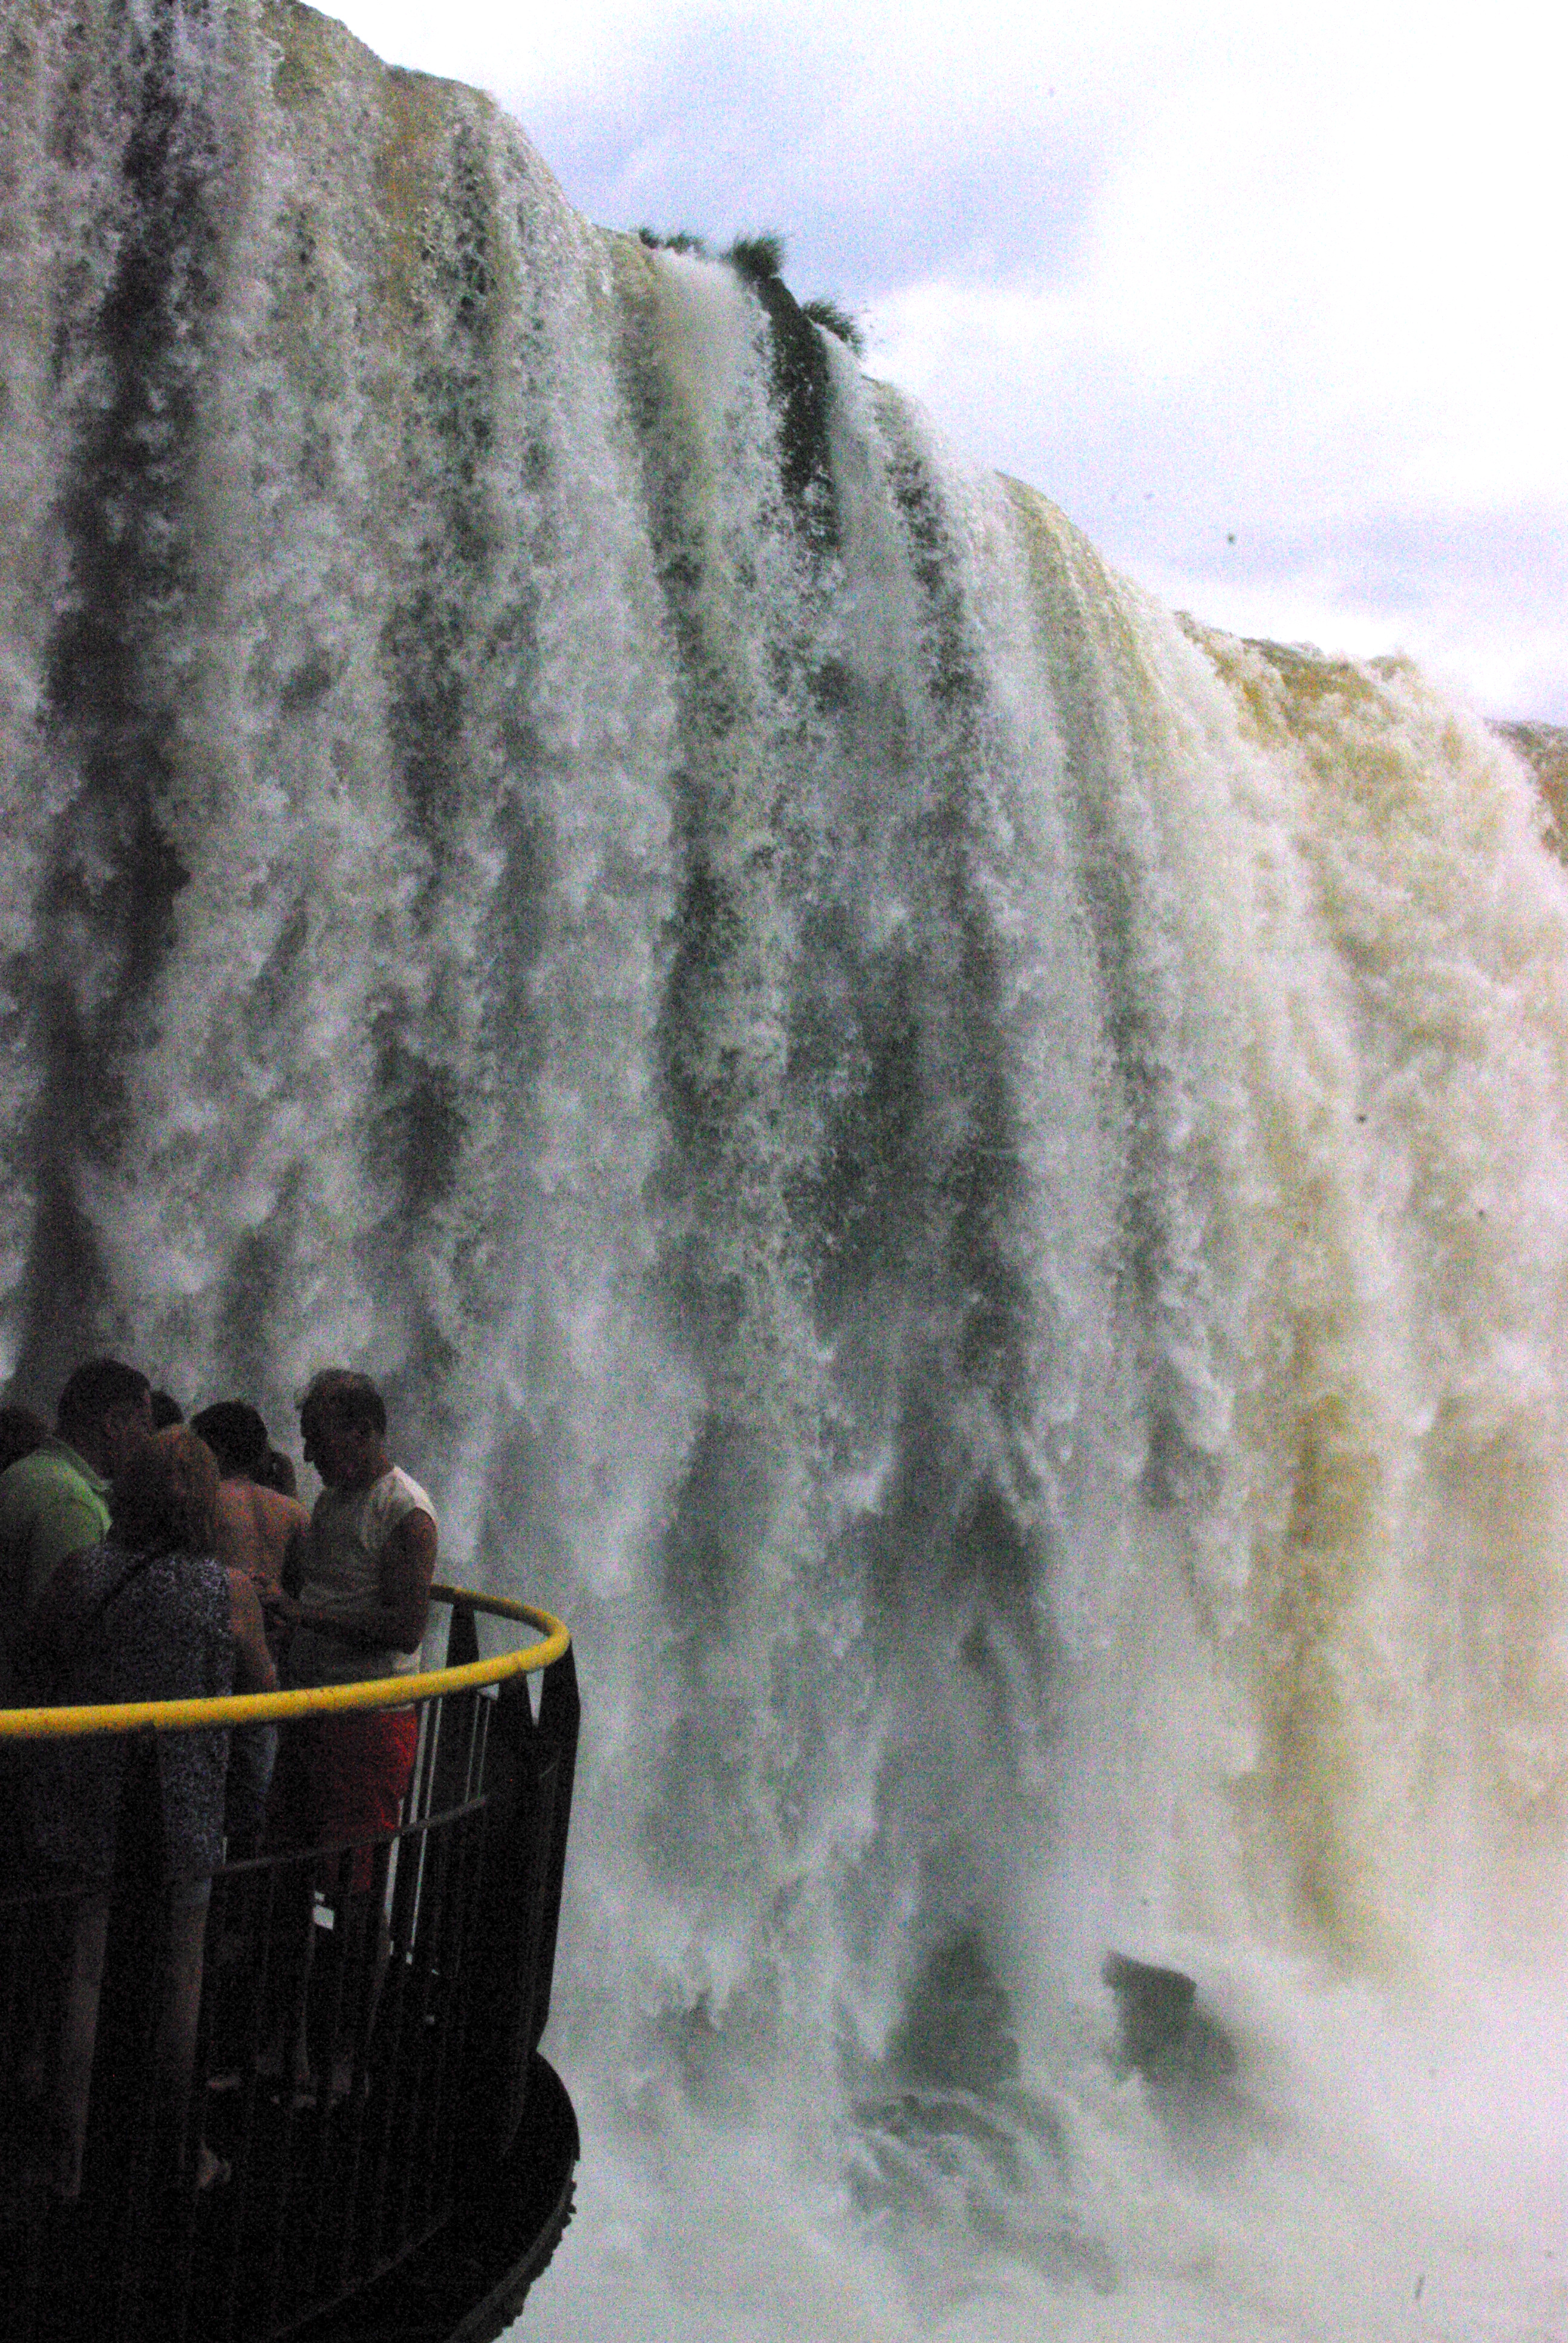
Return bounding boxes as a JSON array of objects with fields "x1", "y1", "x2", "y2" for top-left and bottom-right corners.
[{"x1": 0, "y1": 1590, "x2": 578, "y2": 2343}]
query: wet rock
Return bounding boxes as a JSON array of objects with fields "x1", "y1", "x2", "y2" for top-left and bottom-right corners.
[{"x1": 1102, "y1": 1952, "x2": 1237, "y2": 2096}]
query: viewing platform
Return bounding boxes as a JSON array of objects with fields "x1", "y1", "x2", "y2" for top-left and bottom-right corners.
[{"x1": 0, "y1": 1586, "x2": 579, "y2": 2343}]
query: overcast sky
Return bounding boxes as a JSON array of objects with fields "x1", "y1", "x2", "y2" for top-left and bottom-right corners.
[{"x1": 320, "y1": 0, "x2": 1568, "y2": 723}]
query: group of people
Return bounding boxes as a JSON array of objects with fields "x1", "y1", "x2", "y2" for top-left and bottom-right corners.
[{"x1": 0, "y1": 1358, "x2": 439, "y2": 2198}]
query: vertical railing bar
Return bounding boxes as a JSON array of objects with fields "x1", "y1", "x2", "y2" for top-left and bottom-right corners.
[
  {"x1": 430, "y1": 1821, "x2": 471, "y2": 2221},
  {"x1": 361, "y1": 1791, "x2": 430, "y2": 2272},
  {"x1": 405, "y1": 1703, "x2": 426, "y2": 1830},
  {"x1": 426, "y1": 1692, "x2": 448, "y2": 1818},
  {"x1": 207, "y1": 1860, "x2": 258, "y2": 2343},
  {"x1": 462, "y1": 1693, "x2": 480, "y2": 1804},
  {"x1": 414, "y1": 1816, "x2": 466, "y2": 2234},
  {"x1": 437, "y1": 1798, "x2": 489, "y2": 2222},
  {"x1": 429, "y1": 1804, "x2": 488, "y2": 2224},
  {"x1": 296, "y1": 1861, "x2": 354, "y2": 2310},
  {"x1": 381, "y1": 1824, "x2": 439, "y2": 2255},
  {"x1": 374, "y1": 1790, "x2": 431, "y2": 2268},
  {"x1": 473, "y1": 1689, "x2": 493, "y2": 1800},
  {"x1": 166, "y1": 1864, "x2": 226, "y2": 2343},
  {"x1": 226, "y1": 1856, "x2": 283, "y2": 2343},
  {"x1": 108, "y1": 1837, "x2": 170, "y2": 2343},
  {"x1": 410, "y1": 1699, "x2": 439, "y2": 1930},
  {"x1": 410, "y1": 1694, "x2": 439, "y2": 1827},
  {"x1": 255, "y1": 1846, "x2": 321, "y2": 2338},
  {"x1": 188, "y1": 1866, "x2": 230, "y2": 2343},
  {"x1": 531, "y1": 1653, "x2": 580, "y2": 2055},
  {"x1": 324, "y1": 1829, "x2": 394, "y2": 2296},
  {"x1": 462, "y1": 1688, "x2": 487, "y2": 1806},
  {"x1": 405, "y1": 1704, "x2": 428, "y2": 1831},
  {"x1": 417, "y1": 1813, "x2": 471, "y2": 2238},
  {"x1": 387, "y1": 1817, "x2": 455, "y2": 2250},
  {"x1": 222, "y1": 1853, "x2": 282, "y2": 2343}
]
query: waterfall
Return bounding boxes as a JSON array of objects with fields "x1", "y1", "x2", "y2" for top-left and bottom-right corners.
[{"x1": 4, "y1": 4, "x2": 1567, "y2": 2332}]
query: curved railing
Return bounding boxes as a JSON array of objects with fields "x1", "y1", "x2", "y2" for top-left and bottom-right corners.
[
  {"x1": 0, "y1": 1587, "x2": 580, "y2": 2343},
  {"x1": 0, "y1": 1585, "x2": 570, "y2": 1739}
]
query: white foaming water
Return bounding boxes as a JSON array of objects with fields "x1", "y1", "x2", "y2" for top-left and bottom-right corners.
[{"x1": 2, "y1": 6, "x2": 1567, "y2": 2335}]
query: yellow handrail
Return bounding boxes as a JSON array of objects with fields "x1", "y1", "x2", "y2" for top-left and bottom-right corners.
[{"x1": 0, "y1": 1584, "x2": 569, "y2": 1741}]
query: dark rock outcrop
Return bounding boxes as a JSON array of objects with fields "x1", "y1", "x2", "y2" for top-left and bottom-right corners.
[{"x1": 1102, "y1": 1951, "x2": 1238, "y2": 2098}]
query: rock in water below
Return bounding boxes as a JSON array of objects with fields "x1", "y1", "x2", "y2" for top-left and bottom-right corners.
[{"x1": 1102, "y1": 1953, "x2": 1238, "y2": 2096}]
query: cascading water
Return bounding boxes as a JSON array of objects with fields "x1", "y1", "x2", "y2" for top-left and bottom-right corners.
[{"x1": 4, "y1": 4, "x2": 1567, "y2": 2333}]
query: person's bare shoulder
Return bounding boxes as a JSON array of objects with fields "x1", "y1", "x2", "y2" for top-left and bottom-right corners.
[
  {"x1": 213, "y1": 1480, "x2": 261, "y2": 1575},
  {"x1": 247, "y1": 1483, "x2": 310, "y2": 1585},
  {"x1": 252, "y1": 1484, "x2": 309, "y2": 1540},
  {"x1": 264, "y1": 1483, "x2": 308, "y2": 1524}
]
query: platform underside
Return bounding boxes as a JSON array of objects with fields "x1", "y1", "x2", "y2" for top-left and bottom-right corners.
[{"x1": 293, "y1": 2057, "x2": 578, "y2": 2343}]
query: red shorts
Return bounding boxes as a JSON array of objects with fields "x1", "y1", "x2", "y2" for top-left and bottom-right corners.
[{"x1": 266, "y1": 1708, "x2": 419, "y2": 1893}]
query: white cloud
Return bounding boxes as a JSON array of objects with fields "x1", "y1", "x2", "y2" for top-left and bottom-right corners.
[{"x1": 316, "y1": 0, "x2": 1568, "y2": 716}]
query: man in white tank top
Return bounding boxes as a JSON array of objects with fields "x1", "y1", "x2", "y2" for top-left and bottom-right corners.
[
  {"x1": 261, "y1": 1370, "x2": 438, "y2": 2095},
  {"x1": 264, "y1": 1370, "x2": 437, "y2": 1883},
  {"x1": 285, "y1": 1435, "x2": 436, "y2": 1690}
]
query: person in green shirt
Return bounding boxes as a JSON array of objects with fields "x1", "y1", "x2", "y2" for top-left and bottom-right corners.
[{"x1": 0, "y1": 1358, "x2": 154, "y2": 1699}]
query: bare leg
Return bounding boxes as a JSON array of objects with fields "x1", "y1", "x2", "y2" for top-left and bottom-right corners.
[
  {"x1": 317, "y1": 1887, "x2": 388, "y2": 2100},
  {"x1": 258, "y1": 1860, "x2": 317, "y2": 2090},
  {"x1": 158, "y1": 1892, "x2": 212, "y2": 2180}
]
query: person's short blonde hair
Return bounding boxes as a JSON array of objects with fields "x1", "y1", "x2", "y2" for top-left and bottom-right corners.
[{"x1": 111, "y1": 1426, "x2": 220, "y2": 1556}]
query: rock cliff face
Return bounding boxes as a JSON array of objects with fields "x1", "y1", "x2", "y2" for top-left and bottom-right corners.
[
  {"x1": 5, "y1": 8, "x2": 1568, "y2": 2333},
  {"x1": 1497, "y1": 722, "x2": 1568, "y2": 856}
]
